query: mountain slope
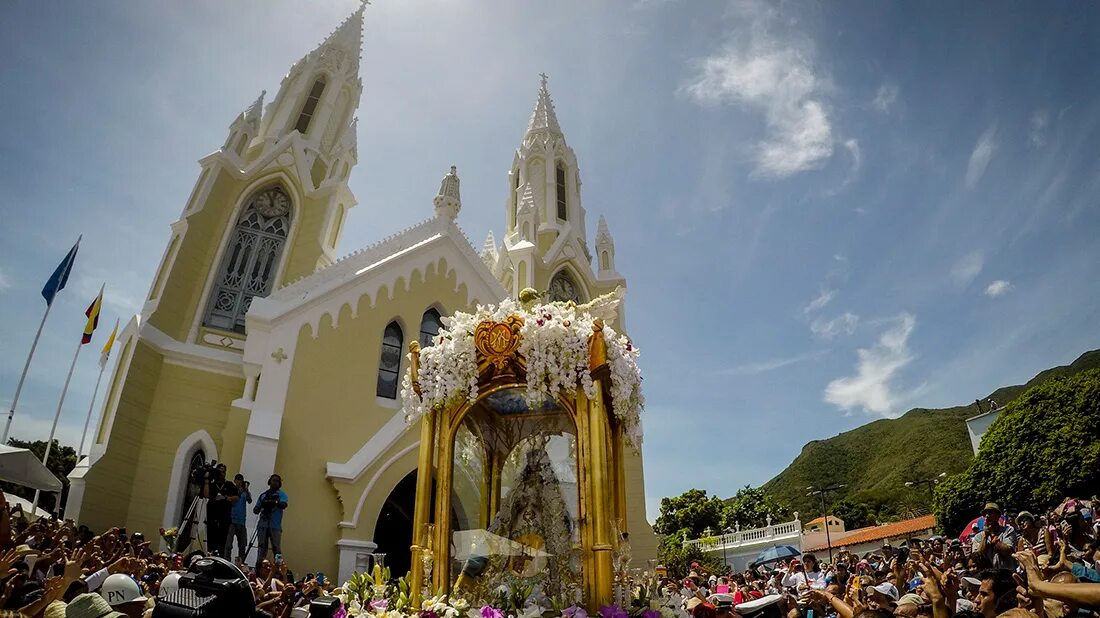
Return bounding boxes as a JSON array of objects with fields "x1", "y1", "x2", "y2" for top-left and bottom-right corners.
[{"x1": 763, "y1": 349, "x2": 1100, "y2": 520}]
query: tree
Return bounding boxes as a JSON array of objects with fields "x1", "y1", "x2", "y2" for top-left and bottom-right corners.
[
  {"x1": 933, "y1": 368, "x2": 1100, "y2": 535},
  {"x1": 830, "y1": 498, "x2": 872, "y2": 530},
  {"x1": 654, "y1": 488, "x2": 727, "y2": 538},
  {"x1": 1, "y1": 438, "x2": 78, "y2": 513},
  {"x1": 657, "y1": 529, "x2": 727, "y2": 579},
  {"x1": 722, "y1": 485, "x2": 791, "y2": 530}
]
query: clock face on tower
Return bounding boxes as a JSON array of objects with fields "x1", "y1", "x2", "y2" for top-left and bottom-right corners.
[
  {"x1": 548, "y1": 271, "x2": 582, "y2": 303},
  {"x1": 254, "y1": 188, "x2": 291, "y2": 218}
]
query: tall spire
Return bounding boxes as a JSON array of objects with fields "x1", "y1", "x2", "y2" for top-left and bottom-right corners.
[
  {"x1": 525, "y1": 73, "x2": 562, "y2": 137},
  {"x1": 307, "y1": 1, "x2": 367, "y2": 75}
]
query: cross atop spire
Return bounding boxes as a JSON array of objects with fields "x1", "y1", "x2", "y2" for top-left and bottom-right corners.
[{"x1": 526, "y1": 73, "x2": 562, "y2": 137}]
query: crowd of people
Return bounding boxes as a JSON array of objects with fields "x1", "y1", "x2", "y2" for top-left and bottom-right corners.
[
  {"x1": 659, "y1": 499, "x2": 1100, "y2": 618},
  {"x1": 0, "y1": 465, "x2": 332, "y2": 617},
  {"x1": 1, "y1": 476, "x2": 1097, "y2": 618}
]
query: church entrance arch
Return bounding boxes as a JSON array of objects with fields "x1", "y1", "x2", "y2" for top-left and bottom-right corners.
[
  {"x1": 373, "y1": 471, "x2": 460, "y2": 578},
  {"x1": 374, "y1": 470, "x2": 418, "y2": 578}
]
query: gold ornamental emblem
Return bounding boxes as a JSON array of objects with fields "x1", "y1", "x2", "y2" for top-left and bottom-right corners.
[{"x1": 474, "y1": 316, "x2": 524, "y2": 375}]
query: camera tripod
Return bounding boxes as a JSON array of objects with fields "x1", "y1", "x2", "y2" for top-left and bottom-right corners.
[
  {"x1": 175, "y1": 494, "x2": 208, "y2": 554},
  {"x1": 242, "y1": 506, "x2": 275, "y2": 566}
]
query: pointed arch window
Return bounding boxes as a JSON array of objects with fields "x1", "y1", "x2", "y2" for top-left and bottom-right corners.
[
  {"x1": 295, "y1": 77, "x2": 327, "y2": 134},
  {"x1": 419, "y1": 308, "x2": 444, "y2": 349},
  {"x1": 377, "y1": 322, "x2": 403, "y2": 399},
  {"x1": 204, "y1": 186, "x2": 292, "y2": 333},
  {"x1": 556, "y1": 162, "x2": 568, "y2": 221}
]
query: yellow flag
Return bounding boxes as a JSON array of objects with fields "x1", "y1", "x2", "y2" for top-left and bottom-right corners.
[
  {"x1": 99, "y1": 318, "x2": 119, "y2": 369},
  {"x1": 81, "y1": 285, "x2": 104, "y2": 345}
]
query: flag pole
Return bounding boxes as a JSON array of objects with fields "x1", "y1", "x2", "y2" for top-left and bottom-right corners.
[
  {"x1": 4, "y1": 234, "x2": 81, "y2": 445},
  {"x1": 77, "y1": 359, "x2": 109, "y2": 458},
  {"x1": 32, "y1": 337, "x2": 83, "y2": 516},
  {"x1": 2, "y1": 302, "x2": 54, "y2": 444}
]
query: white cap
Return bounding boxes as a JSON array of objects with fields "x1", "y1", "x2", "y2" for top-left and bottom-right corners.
[
  {"x1": 158, "y1": 572, "x2": 182, "y2": 598},
  {"x1": 871, "y1": 582, "x2": 899, "y2": 602},
  {"x1": 101, "y1": 574, "x2": 147, "y2": 606}
]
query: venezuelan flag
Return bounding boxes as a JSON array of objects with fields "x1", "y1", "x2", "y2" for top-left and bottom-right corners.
[{"x1": 82, "y1": 286, "x2": 104, "y2": 345}]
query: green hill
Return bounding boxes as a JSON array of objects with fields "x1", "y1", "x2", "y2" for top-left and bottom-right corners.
[{"x1": 762, "y1": 349, "x2": 1100, "y2": 523}]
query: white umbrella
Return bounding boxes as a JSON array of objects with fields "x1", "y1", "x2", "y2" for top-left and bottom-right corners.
[{"x1": 0, "y1": 445, "x2": 63, "y2": 493}]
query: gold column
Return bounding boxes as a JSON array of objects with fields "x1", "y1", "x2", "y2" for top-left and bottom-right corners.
[
  {"x1": 408, "y1": 342, "x2": 436, "y2": 608},
  {"x1": 488, "y1": 449, "x2": 502, "y2": 519},
  {"x1": 612, "y1": 426, "x2": 628, "y2": 529},
  {"x1": 588, "y1": 379, "x2": 613, "y2": 608},
  {"x1": 409, "y1": 407, "x2": 437, "y2": 607}
]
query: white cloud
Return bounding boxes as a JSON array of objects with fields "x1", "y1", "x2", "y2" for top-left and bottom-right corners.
[
  {"x1": 718, "y1": 349, "x2": 828, "y2": 376},
  {"x1": 803, "y1": 288, "x2": 837, "y2": 314},
  {"x1": 950, "y1": 251, "x2": 984, "y2": 287},
  {"x1": 872, "y1": 82, "x2": 898, "y2": 112},
  {"x1": 984, "y1": 279, "x2": 1013, "y2": 297},
  {"x1": 682, "y1": 4, "x2": 838, "y2": 178},
  {"x1": 824, "y1": 313, "x2": 916, "y2": 417},
  {"x1": 1028, "y1": 110, "x2": 1049, "y2": 148},
  {"x1": 811, "y1": 312, "x2": 860, "y2": 340},
  {"x1": 844, "y1": 139, "x2": 862, "y2": 172},
  {"x1": 0, "y1": 267, "x2": 11, "y2": 292},
  {"x1": 965, "y1": 125, "x2": 998, "y2": 189}
]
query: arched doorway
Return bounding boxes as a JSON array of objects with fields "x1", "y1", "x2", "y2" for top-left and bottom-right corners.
[
  {"x1": 374, "y1": 471, "x2": 418, "y2": 578},
  {"x1": 176, "y1": 449, "x2": 206, "y2": 552}
]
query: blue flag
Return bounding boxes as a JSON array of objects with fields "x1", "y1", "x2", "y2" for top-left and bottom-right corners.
[{"x1": 41, "y1": 239, "x2": 80, "y2": 306}]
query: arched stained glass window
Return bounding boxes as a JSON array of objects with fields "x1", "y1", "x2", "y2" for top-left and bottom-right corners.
[
  {"x1": 419, "y1": 308, "x2": 444, "y2": 349},
  {"x1": 204, "y1": 186, "x2": 292, "y2": 333},
  {"x1": 377, "y1": 322, "x2": 403, "y2": 399},
  {"x1": 295, "y1": 77, "x2": 327, "y2": 134},
  {"x1": 555, "y1": 162, "x2": 568, "y2": 221}
]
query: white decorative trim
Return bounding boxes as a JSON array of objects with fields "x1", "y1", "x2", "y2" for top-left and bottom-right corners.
[
  {"x1": 326, "y1": 409, "x2": 411, "y2": 482},
  {"x1": 162, "y1": 430, "x2": 219, "y2": 537},
  {"x1": 141, "y1": 322, "x2": 244, "y2": 378},
  {"x1": 142, "y1": 224, "x2": 187, "y2": 320},
  {"x1": 337, "y1": 441, "x2": 420, "y2": 529},
  {"x1": 94, "y1": 315, "x2": 142, "y2": 455}
]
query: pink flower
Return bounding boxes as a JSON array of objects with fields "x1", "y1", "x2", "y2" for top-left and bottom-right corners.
[
  {"x1": 370, "y1": 600, "x2": 389, "y2": 611},
  {"x1": 481, "y1": 606, "x2": 504, "y2": 618}
]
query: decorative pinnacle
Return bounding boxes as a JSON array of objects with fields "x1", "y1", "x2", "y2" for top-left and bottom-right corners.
[{"x1": 526, "y1": 73, "x2": 562, "y2": 136}]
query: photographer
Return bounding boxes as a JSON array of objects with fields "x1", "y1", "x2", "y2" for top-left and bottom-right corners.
[
  {"x1": 202, "y1": 463, "x2": 238, "y2": 557},
  {"x1": 253, "y1": 474, "x2": 289, "y2": 570},
  {"x1": 225, "y1": 474, "x2": 252, "y2": 564}
]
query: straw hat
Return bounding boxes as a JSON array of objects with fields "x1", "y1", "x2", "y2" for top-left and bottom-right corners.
[{"x1": 64, "y1": 593, "x2": 125, "y2": 618}]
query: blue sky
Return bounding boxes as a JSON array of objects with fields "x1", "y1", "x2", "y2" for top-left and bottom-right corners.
[{"x1": 1, "y1": 1, "x2": 1099, "y2": 522}]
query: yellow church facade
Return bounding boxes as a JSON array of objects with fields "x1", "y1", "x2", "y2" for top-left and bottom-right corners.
[{"x1": 66, "y1": 6, "x2": 657, "y2": 581}]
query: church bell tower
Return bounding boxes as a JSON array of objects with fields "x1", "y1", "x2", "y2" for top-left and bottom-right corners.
[
  {"x1": 140, "y1": 5, "x2": 366, "y2": 350},
  {"x1": 486, "y1": 76, "x2": 623, "y2": 316}
]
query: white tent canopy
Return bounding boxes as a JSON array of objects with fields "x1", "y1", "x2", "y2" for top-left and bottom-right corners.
[
  {"x1": 3, "y1": 492, "x2": 50, "y2": 519},
  {"x1": 0, "y1": 445, "x2": 63, "y2": 493}
]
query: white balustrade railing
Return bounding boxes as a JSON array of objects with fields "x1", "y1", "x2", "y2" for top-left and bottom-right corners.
[{"x1": 683, "y1": 519, "x2": 803, "y2": 551}]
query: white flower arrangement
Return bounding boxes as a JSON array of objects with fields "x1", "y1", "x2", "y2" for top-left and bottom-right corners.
[{"x1": 400, "y1": 298, "x2": 644, "y2": 446}]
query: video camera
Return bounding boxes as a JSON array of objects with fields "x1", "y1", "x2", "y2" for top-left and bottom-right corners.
[
  {"x1": 258, "y1": 490, "x2": 282, "y2": 513},
  {"x1": 189, "y1": 460, "x2": 221, "y2": 486},
  {"x1": 152, "y1": 556, "x2": 259, "y2": 617}
]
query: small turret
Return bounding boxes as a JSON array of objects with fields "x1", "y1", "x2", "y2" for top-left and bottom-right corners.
[{"x1": 595, "y1": 215, "x2": 618, "y2": 278}]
